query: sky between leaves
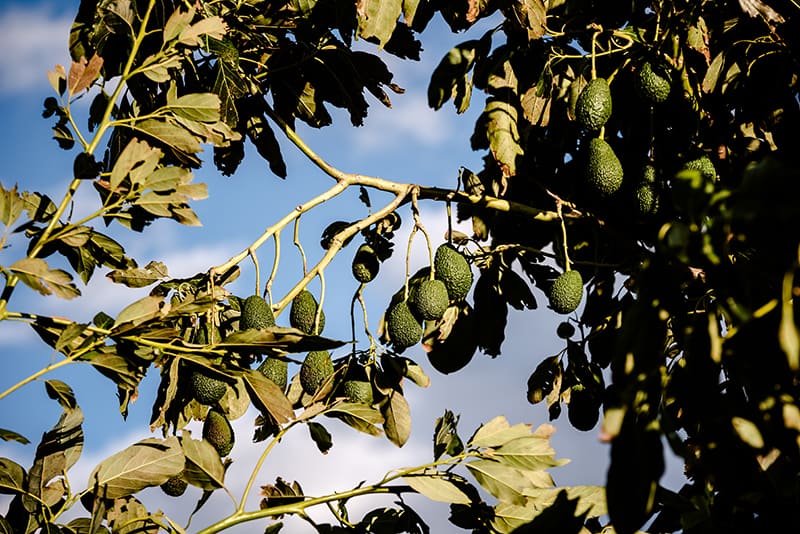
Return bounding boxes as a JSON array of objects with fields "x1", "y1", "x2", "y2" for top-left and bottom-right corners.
[{"x1": 0, "y1": 0, "x2": 686, "y2": 531}]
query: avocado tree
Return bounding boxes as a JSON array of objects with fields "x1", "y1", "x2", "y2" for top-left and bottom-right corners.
[{"x1": 2, "y1": 0, "x2": 800, "y2": 532}]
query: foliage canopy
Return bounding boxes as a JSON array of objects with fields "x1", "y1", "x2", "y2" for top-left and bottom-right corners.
[{"x1": 2, "y1": 0, "x2": 800, "y2": 533}]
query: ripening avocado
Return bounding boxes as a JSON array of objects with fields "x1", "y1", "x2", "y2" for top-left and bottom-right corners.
[
  {"x1": 290, "y1": 289, "x2": 325, "y2": 335},
  {"x1": 567, "y1": 385, "x2": 601, "y2": 431},
  {"x1": 342, "y1": 379, "x2": 374, "y2": 405},
  {"x1": 409, "y1": 278, "x2": 450, "y2": 321},
  {"x1": 257, "y1": 357, "x2": 288, "y2": 391},
  {"x1": 586, "y1": 138, "x2": 624, "y2": 196},
  {"x1": 635, "y1": 182, "x2": 659, "y2": 216},
  {"x1": 683, "y1": 155, "x2": 717, "y2": 182},
  {"x1": 240, "y1": 295, "x2": 275, "y2": 330},
  {"x1": 190, "y1": 368, "x2": 227, "y2": 405},
  {"x1": 352, "y1": 244, "x2": 380, "y2": 283},
  {"x1": 575, "y1": 78, "x2": 612, "y2": 130},
  {"x1": 300, "y1": 350, "x2": 334, "y2": 395},
  {"x1": 548, "y1": 270, "x2": 584, "y2": 314},
  {"x1": 635, "y1": 61, "x2": 671, "y2": 103},
  {"x1": 434, "y1": 244, "x2": 473, "y2": 302},
  {"x1": 642, "y1": 164, "x2": 657, "y2": 184},
  {"x1": 386, "y1": 300, "x2": 424, "y2": 350},
  {"x1": 160, "y1": 472, "x2": 188, "y2": 497},
  {"x1": 203, "y1": 409, "x2": 234, "y2": 457}
]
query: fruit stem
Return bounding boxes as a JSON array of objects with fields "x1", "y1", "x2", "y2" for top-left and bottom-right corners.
[
  {"x1": 266, "y1": 233, "x2": 281, "y2": 305},
  {"x1": 294, "y1": 217, "x2": 308, "y2": 275},
  {"x1": 557, "y1": 202, "x2": 572, "y2": 271},
  {"x1": 411, "y1": 190, "x2": 435, "y2": 280}
]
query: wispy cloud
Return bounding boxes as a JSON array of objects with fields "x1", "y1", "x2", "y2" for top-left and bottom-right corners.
[{"x1": 0, "y1": 4, "x2": 72, "y2": 95}]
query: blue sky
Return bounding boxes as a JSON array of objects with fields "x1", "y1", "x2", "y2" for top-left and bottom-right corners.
[{"x1": 0, "y1": 1, "x2": 685, "y2": 531}]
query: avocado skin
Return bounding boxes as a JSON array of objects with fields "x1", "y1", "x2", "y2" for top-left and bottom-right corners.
[
  {"x1": 386, "y1": 301, "x2": 424, "y2": 350},
  {"x1": 548, "y1": 270, "x2": 584, "y2": 314},
  {"x1": 342, "y1": 379, "x2": 373, "y2": 405},
  {"x1": 352, "y1": 244, "x2": 380, "y2": 283},
  {"x1": 240, "y1": 295, "x2": 275, "y2": 329},
  {"x1": 290, "y1": 290, "x2": 325, "y2": 335},
  {"x1": 300, "y1": 350, "x2": 334, "y2": 395},
  {"x1": 635, "y1": 61, "x2": 671, "y2": 103},
  {"x1": 576, "y1": 78, "x2": 612, "y2": 130},
  {"x1": 257, "y1": 357, "x2": 288, "y2": 391},
  {"x1": 160, "y1": 473, "x2": 188, "y2": 497},
  {"x1": 190, "y1": 369, "x2": 227, "y2": 405},
  {"x1": 586, "y1": 138, "x2": 624, "y2": 196},
  {"x1": 409, "y1": 278, "x2": 450, "y2": 321},
  {"x1": 434, "y1": 244, "x2": 473, "y2": 302},
  {"x1": 203, "y1": 409, "x2": 234, "y2": 456}
]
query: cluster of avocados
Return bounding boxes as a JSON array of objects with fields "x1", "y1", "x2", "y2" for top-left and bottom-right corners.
[{"x1": 385, "y1": 243, "x2": 473, "y2": 352}]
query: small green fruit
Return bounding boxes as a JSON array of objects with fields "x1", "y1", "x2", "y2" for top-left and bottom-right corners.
[
  {"x1": 635, "y1": 61, "x2": 671, "y2": 103},
  {"x1": 203, "y1": 409, "x2": 234, "y2": 457},
  {"x1": 556, "y1": 322, "x2": 576, "y2": 339},
  {"x1": 342, "y1": 379, "x2": 373, "y2": 405},
  {"x1": 548, "y1": 270, "x2": 584, "y2": 314},
  {"x1": 240, "y1": 295, "x2": 275, "y2": 330},
  {"x1": 352, "y1": 244, "x2": 380, "y2": 283},
  {"x1": 386, "y1": 301, "x2": 423, "y2": 350},
  {"x1": 434, "y1": 244, "x2": 473, "y2": 302},
  {"x1": 300, "y1": 350, "x2": 334, "y2": 395},
  {"x1": 409, "y1": 278, "x2": 450, "y2": 321},
  {"x1": 575, "y1": 78, "x2": 612, "y2": 130},
  {"x1": 257, "y1": 357, "x2": 288, "y2": 391},
  {"x1": 586, "y1": 138, "x2": 624, "y2": 196},
  {"x1": 190, "y1": 369, "x2": 227, "y2": 405},
  {"x1": 160, "y1": 472, "x2": 188, "y2": 497},
  {"x1": 290, "y1": 289, "x2": 325, "y2": 335}
]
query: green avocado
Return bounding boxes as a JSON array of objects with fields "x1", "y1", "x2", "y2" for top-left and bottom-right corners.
[
  {"x1": 548, "y1": 270, "x2": 584, "y2": 314},
  {"x1": 434, "y1": 244, "x2": 473, "y2": 302},
  {"x1": 240, "y1": 295, "x2": 275, "y2": 330},
  {"x1": 409, "y1": 278, "x2": 450, "y2": 321},
  {"x1": 635, "y1": 61, "x2": 671, "y2": 103},
  {"x1": 352, "y1": 244, "x2": 380, "y2": 283},
  {"x1": 300, "y1": 350, "x2": 334, "y2": 395},
  {"x1": 190, "y1": 368, "x2": 227, "y2": 405},
  {"x1": 342, "y1": 379, "x2": 373, "y2": 405},
  {"x1": 386, "y1": 301, "x2": 423, "y2": 350},
  {"x1": 160, "y1": 472, "x2": 188, "y2": 497},
  {"x1": 203, "y1": 409, "x2": 234, "y2": 457},
  {"x1": 257, "y1": 357, "x2": 288, "y2": 391},
  {"x1": 586, "y1": 138, "x2": 624, "y2": 196},
  {"x1": 575, "y1": 78, "x2": 612, "y2": 130},
  {"x1": 290, "y1": 289, "x2": 325, "y2": 335}
]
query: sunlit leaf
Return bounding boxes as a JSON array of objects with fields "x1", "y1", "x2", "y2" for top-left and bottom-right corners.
[
  {"x1": 357, "y1": 0, "x2": 403, "y2": 48},
  {"x1": 469, "y1": 415, "x2": 531, "y2": 448},
  {"x1": 89, "y1": 437, "x2": 184, "y2": 499},
  {"x1": 403, "y1": 473, "x2": 472, "y2": 504},
  {"x1": 243, "y1": 369, "x2": 295, "y2": 424},
  {"x1": 466, "y1": 459, "x2": 530, "y2": 504},
  {"x1": 382, "y1": 389, "x2": 411, "y2": 447},
  {"x1": 107, "y1": 261, "x2": 169, "y2": 288},
  {"x1": 0, "y1": 457, "x2": 26, "y2": 494},
  {"x1": 10, "y1": 258, "x2": 79, "y2": 299},
  {"x1": 112, "y1": 295, "x2": 163, "y2": 328},
  {"x1": 182, "y1": 436, "x2": 225, "y2": 490},
  {"x1": 732, "y1": 417, "x2": 765, "y2": 449}
]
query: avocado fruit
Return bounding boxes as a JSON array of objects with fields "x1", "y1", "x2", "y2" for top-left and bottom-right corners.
[
  {"x1": 300, "y1": 350, "x2": 334, "y2": 395},
  {"x1": 257, "y1": 357, "x2": 288, "y2": 391},
  {"x1": 203, "y1": 409, "x2": 234, "y2": 456},
  {"x1": 160, "y1": 472, "x2": 188, "y2": 497},
  {"x1": 290, "y1": 289, "x2": 325, "y2": 335},
  {"x1": 409, "y1": 278, "x2": 450, "y2": 321},
  {"x1": 190, "y1": 368, "x2": 227, "y2": 405},
  {"x1": 342, "y1": 379, "x2": 374, "y2": 405},
  {"x1": 434, "y1": 244, "x2": 473, "y2": 302},
  {"x1": 567, "y1": 385, "x2": 601, "y2": 431},
  {"x1": 586, "y1": 138, "x2": 624, "y2": 196},
  {"x1": 548, "y1": 270, "x2": 584, "y2": 314},
  {"x1": 427, "y1": 306, "x2": 478, "y2": 375},
  {"x1": 240, "y1": 295, "x2": 275, "y2": 329},
  {"x1": 352, "y1": 244, "x2": 380, "y2": 283},
  {"x1": 683, "y1": 155, "x2": 717, "y2": 181},
  {"x1": 635, "y1": 61, "x2": 671, "y2": 103},
  {"x1": 386, "y1": 300, "x2": 423, "y2": 350},
  {"x1": 575, "y1": 78, "x2": 612, "y2": 130}
]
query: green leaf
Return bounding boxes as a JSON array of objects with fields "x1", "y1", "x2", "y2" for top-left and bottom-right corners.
[
  {"x1": 106, "y1": 496, "x2": 159, "y2": 534},
  {"x1": 243, "y1": 368, "x2": 295, "y2": 424},
  {"x1": 181, "y1": 436, "x2": 225, "y2": 490},
  {"x1": 221, "y1": 327, "x2": 347, "y2": 354},
  {"x1": 327, "y1": 402, "x2": 384, "y2": 437},
  {"x1": 164, "y1": 6, "x2": 194, "y2": 43},
  {"x1": 0, "y1": 183, "x2": 24, "y2": 227},
  {"x1": 9, "y1": 258, "x2": 79, "y2": 299},
  {"x1": 132, "y1": 119, "x2": 202, "y2": 154},
  {"x1": 112, "y1": 295, "x2": 163, "y2": 328},
  {"x1": 0, "y1": 457, "x2": 26, "y2": 494},
  {"x1": 523, "y1": 485, "x2": 608, "y2": 518},
  {"x1": 142, "y1": 166, "x2": 189, "y2": 192},
  {"x1": 308, "y1": 422, "x2": 333, "y2": 454},
  {"x1": 212, "y1": 54, "x2": 248, "y2": 126},
  {"x1": 179, "y1": 16, "x2": 227, "y2": 46},
  {"x1": 434, "y1": 410, "x2": 464, "y2": 460},
  {"x1": 168, "y1": 93, "x2": 221, "y2": 123},
  {"x1": 382, "y1": 389, "x2": 411, "y2": 447},
  {"x1": 89, "y1": 437, "x2": 184, "y2": 499},
  {"x1": 110, "y1": 139, "x2": 160, "y2": 192},
  {"x1": 21, "y1": 191, "x2": 57, "y2": 222},
  {"x1": 107, "y1": 261, "x2": 169, "y2": 288},
  {"x1": 780, "y1": 269, "x2": 799, "y2": 370},
  {"x1": 403, "y1": 473, "x2": 472, "y2": 504},
  {"x1": 491, "y1": 436, "x2": 567, "y2": 471},
  {"x1": 44, "y1": 379, "x2": 78, "y2": 411},
  {"x1": 465, "y1": 459, "x2": 531, "y2": 505},
  {"x1": 0, "y1": 429, "x2": 30, "y2": 445},
  {"x1": 428, "y1": 40, "x2": 483, "y2": 110},
  {"x1": 469, "y1": 415, "x2": 531, "y2": 448},
  {"x1": 732, "y1": 416, "x2": 765, "y2": 448},
  {"x1": 481, "y1": 98, "x2": 523, "y2": 178},
  {"x1": 358, "y1": 0, "x2": 403, "y2": 48}
]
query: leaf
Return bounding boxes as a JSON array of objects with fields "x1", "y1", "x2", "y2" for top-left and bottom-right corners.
[
  {"x1": 0, "y1": 429, "x2": 30, "y2": 445},
  {"x1": 428, "y1": 40, "x2": 483, "y2": 110},
  {"x1": 358, "y1": 0, "x2": 403, "y2": 48},
  {"x1": 779, "y1": 269, "x2": 799, "y2": 370},
  {"x1": 21, "y1": 191, "x2": 57, "y2": 222},
  {"x1": 179, "y1": 16, "x2": 227, "y2": 46},
  {"x1": 327, "y1": 402, "x2": 384, "y2": 437},
  {"x1": 358, "y1": 186, "x2": 371, "y2": 208},
  {"x1": 107, "y1": 496, "x2": 159, "y2": 534},
  {"x1": 89, "y1": 437, "x2": 184, "y2": 499},
  {"x1": 434, "y1": 410, "x2": 464, "y2": 460},
  {"x1": 491, "y1": 436, "x2": 567, "y2": 471},
  {"x1": 308, "y1": 422, "x2": 333, "y2": 454},
  {"x1": 732, "y1": 417, "x2": 765, "y2": 448},
  {"x1": 68, "y1": 54, "x2": 104, "y2": 96},
  {"x1": 112, "y1": 295, "x2": 163, "y2": 328},
  {"x1": 109, "y1": 139, "x2": 160, "y2": 191},
  {"x1": 164, "y1": 6, "x2": 194, "y2": 43},
  {"x1": 523, "y1": 485, "x2": 607, "y2": 518},
  {"x1": 243, "y1": 369, "x2": 295, "y2": 424},
  {"x1": 212, "y1": 52, "x2": 248, "y2": 126},
  {"x1": 168, "y1": 93, "x2": 221, "y2": 123},
  {"x1": 44, "y1": 379, "x2": 78, "y2": 411},
  {"x1": 0, "y1": 458, "x2": 26, "y2": 494},
  {"x1": 181, "y1": 437, "x2": 225, "y2": 490},
  {"x1": 0, "y1": 183, "x2": 24, "y2": 227},
  {"x1": 382, "y1": 390, "x2": 411, "y2": 447},
  {"x1": 469, "y1": 415, "x2": 531, "y2": 448},
  {"x1": 466, "y1": 459, "x2": 531, "y2": 504},
  {"x1": 10, "y1": 258, "x2": 79, "y2": 299},
  {"x1": 132, "y1": 119, "x2": 202, "y2": 154},
  {"x1": 481, "y1": 98, "x2": 523, "y2": 178},
  {"x1": 221, "y1": 327, "x2": 347, "y2": 353},
  {"x1": 403, "y1": 473, "x2": 472, "y2": 504},
  {"x1": 107, "y1": 261, "x2": 169, "y2": 288},
  {"x1": 702, "y1": 52, "x2": 725, "y2": 93}
]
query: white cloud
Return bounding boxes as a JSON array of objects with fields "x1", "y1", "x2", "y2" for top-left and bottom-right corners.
[{"x1": 0, "y1": 4, "x2": 72, "y2": 95}]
